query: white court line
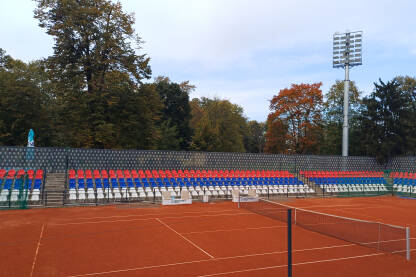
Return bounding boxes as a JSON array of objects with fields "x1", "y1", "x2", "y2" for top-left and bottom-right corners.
[
  {"x1": 181, "y1": 225, "x2": 286, "y2": 235},
  {"x1": 30, "y1": 224, "x2": 45, "y2": 277},
  {"x1": 50, "y1": 212, "x2": 254, "y2": 226},
  {"x1": 295, "y1": 204, "x2": 368, "y2": 209},
  {"x1": 66, "y1": 243, "x2": 362, "y2": 277},
  {"x1": 197, "y1": 253, "x2": 385, "y2": 277},
  {"x1": 155, "y1": 218, "x2": 215, "y2": 259},
  {"x1": 55, "y1": 209, "x2": 239, "y2": 222}
]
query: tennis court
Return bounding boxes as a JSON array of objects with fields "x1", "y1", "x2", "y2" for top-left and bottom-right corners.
[{"x1": 1, "y1": 196, "x2": 415, "y2": 277}]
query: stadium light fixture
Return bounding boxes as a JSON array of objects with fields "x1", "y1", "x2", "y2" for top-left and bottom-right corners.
[{"x1": 333, "y1": 30, "x2": 362, "y2": 156}]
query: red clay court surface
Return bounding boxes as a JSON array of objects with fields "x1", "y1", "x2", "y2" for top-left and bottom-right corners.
[{"x1": 1, "y1": 196, "x2": 415, "y2": 277}]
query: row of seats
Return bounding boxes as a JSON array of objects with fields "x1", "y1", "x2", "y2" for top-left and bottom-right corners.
[
  {"x1": 69, "y1": 176, "x2": 304, "y2": 190},
  {"x1": 69, "y1": 169, "x2": 294, "y2": 179},
  {"x1": 318, "y1": 184, "x2": 389, "y2": 193},
  {"x1": 68, "y1": 184, "x2": 314, "y2": 201},
  {"x1": 390, "y1": 172, "x2": 416, "y2": 194},
  {"x1": 307, "y1": 177, "x2": 386, "y2": 185},
  {"x1": 390, "y1": 172, "x2": 416, "y2": 179},
  {"x1": 300, "y1": 170, "x2": 384, "y2": 177},
  {"x1": 300, "y1": 171, "x2": 388, "y2": 193},
  {"x1": 0, "y1": 169, "x2": 44, "y2": 202}
]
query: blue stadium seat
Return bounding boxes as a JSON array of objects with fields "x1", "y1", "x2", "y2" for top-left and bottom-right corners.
[
  {"x1": 34, "y1": 179, "x2": 42, "y2": 190},
  {"x1": 111, "y1": 178, "x2": 118, "y2": 188},
  {"x1": 4, "y1": 179, "x2": 13, "y2": 190},
  {"x1": 142, "y1": 179, "x2": 149, "y2": 187},
  {"x1": 86, "y1": 179, "x2": 94, "y2": 189},
  {"x1": 78, "y1": 178, "x2": 85, "y2": 189},
  {"x1": 25, "y1": 179, "x2": 32, "y2": 190},
  {"x1": 14, "y1": 179, "x2": 23, "y2": 190},
  {"x1": 103, "y1": 179, "x2": 110, "y2": 189},
  {"x1": 69, "y1": 179, "x2": 76, "y2": 189},
  {"x1": 95, "y1": 179, "x2": 103, "y2": 189},
  {"x1": 119, "y1": 178, "x2": 126, "y2": 188}
]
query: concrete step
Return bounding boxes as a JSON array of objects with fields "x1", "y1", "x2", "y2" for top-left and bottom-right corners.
[{"x1": 44, "y1": 172, "x2": 67, "y2": 207}]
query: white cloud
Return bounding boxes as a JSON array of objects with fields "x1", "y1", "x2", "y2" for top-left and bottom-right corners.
[
  {"x1": 1, "y1": 0, "x2": 415, "y2": 121},
  {"x1": 123, "y1": 0, "x2": 416, "y2": 68}
]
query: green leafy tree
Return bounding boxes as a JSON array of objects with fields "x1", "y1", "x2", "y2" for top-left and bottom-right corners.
[
  {"x1": 190, "y1": 97, "x2": 247, "y2": 152},
  {"x1": 154, "y1": 76, "x2": 193, "y2": 150},
  {"x1": 359, "y1": 79, "x2": 411, "y2": 163},
  {"x1": 395, "y1": 76, "x2": 416, "y2": 155},
  {"x1": 103, "y1": 74, "x2": 163, "y2": 149},
  {"x1": 34, "y1": 0, "x2": 152, "y2": 148},
  {"x1": 244, "y1": 120, "x2": 266, "y2": 153},
  {"x1": 321, "y1": 80, "x2": 362, "y2": 155},
  {"x1": 0, "y1": 50, "x2": 53, "y2": 146}
]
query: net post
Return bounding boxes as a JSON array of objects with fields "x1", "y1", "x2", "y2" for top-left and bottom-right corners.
[
  {"x1": 406, "y1": 227, "x2": 411, "y2": 261},
  {"x1": 287, "y1": 209, "x2": 293, "y2": 277},
  {"x1": 238, "y1": 192, "x2": 240, "y2": 209}
]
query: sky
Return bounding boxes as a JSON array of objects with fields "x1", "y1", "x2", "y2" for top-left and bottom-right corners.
[{"x1": 1, "y1": 0, "x2": 416, "y2": 121}]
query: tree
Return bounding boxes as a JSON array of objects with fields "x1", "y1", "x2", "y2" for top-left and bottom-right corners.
[
  {"x1": 265, "y1": 83, "x2": 323, "y2": 154},
  {"x1": 34, "y1": 0, "x2": 151, "y2": 89},
  {"x1": 395, "y1": 76, "x2": 416, "y2": 155},
  {"x1": 103, "y1": 75, "x2": 163, "y2": 149},
  {"x1": 34, "y1": 0, "x2": 152, "y2": 148},
  {"x1": 359, "y1": 79, "x2": 411, "y2": 163},
  {"x1": 190, "y1": 97, "x2": 247, "y2": 152},
  {"x1": 320, "y1": 80, "x2": 362, "y2": 155},
  {"x1": 244, "y1": 120, "x2": 266, "y2": 153},
  {"x1": 154, "y1": 76, "x2": 193, "y2": 150},
  {"x1": 0, "y1": 49, "x2": 53, "y2": 146}
]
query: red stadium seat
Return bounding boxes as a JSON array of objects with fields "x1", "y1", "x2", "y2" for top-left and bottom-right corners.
[{"x1": 101, "y1": 170, "x2": 108, "y2": 178}]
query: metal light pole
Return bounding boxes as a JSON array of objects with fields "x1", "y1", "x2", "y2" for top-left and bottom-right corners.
[
  {"x1": 343, "y1": 63, "x2": 349, "y2": 157},
  {"x1": 333, "y1": 31, "x2": 362, "y2": 156}
]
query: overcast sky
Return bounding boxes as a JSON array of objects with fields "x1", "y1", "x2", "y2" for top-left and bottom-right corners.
[{"x1": 1, "y1": 0, "x2": 415, "y2": 121}]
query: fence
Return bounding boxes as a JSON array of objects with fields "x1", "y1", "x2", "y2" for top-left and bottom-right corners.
[{"x1": 2, "y1": 146, "x2": 414, "y2": 172}]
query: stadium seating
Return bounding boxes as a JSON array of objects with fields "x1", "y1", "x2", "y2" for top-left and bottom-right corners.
[
  {"x1": 390, "y1": 172, "x2": 416, "y2": 194},
  {"x1": 300, "y1": 171, "x2": 388, "y2": 193},
  {"x1": 0, "y1": 169, "x2": 44, "y2": 202},
  {"x1": 66, "y1": 169, "x2": 314, "y2": 201}
]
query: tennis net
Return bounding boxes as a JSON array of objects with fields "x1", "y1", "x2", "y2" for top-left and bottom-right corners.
[{"x1": 239, "y1": 198, "x2": 410, "y2": 260}]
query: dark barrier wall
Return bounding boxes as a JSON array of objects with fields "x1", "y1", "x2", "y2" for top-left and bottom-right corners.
[{"x1": 0, "y1": 146, "x2": 415, "y2": 172}]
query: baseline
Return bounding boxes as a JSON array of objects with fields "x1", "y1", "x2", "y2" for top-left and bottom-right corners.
[
  {"x1": 54, "y1": 208, "x2": 240, "y2": 222},
  {"x1": 50, "y1": 212, "x2": 254, "y2": 226}
]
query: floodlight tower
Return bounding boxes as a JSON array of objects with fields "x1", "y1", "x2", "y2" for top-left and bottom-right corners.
[{"x1": 333, "y1": 31, "x2": 362, "y2": 156}]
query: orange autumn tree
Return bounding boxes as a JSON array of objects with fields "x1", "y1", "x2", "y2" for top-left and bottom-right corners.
[{"x1": 265, "y1": 83, "x2": 323, "y2": 154}]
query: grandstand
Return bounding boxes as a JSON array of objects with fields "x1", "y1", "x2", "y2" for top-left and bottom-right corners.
[
  {"x1": 0, "y1": 169, "x2": 43, "y2": 204},
  {"x1": 66, "y1": 169, "x2": 313, "y2": 202},
  {"x1": 1, "y1": 145, "x2": 416, "y2": 207},
  {"x1": 300, "y1": 170, "x2": 389, "y2": 194},
  {"x1": 391, "y1": 171, "x2": 416, "y2": 195},
  {"x1": 1, "y1": 167, "x2": 415, "y2": 207}
]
